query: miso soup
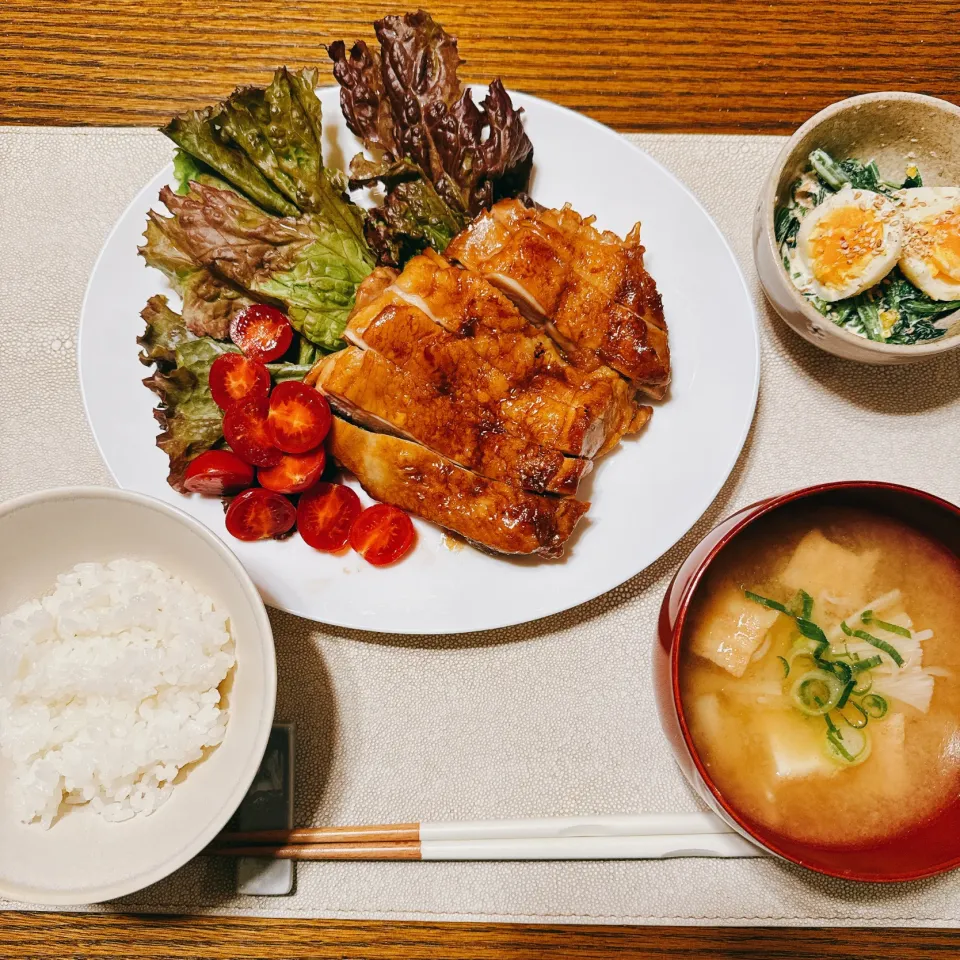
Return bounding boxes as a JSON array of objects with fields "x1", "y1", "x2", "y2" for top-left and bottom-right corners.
[{"x1": 680, "y1": 504, "x2": 960, "y2": 848}]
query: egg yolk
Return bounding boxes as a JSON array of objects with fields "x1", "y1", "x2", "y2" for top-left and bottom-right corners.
[
  {"x1": 916, "y1": 210, "x2": 960, "y2": 282},
  {"x1": 807, "y1": 206, "x2": 884, "y2": 290}
]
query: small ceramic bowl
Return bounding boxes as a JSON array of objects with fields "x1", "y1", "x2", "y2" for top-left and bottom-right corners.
[
  {"x1": 655, "y1": 481, "x2": 960, "y2": 882},
  {"x1": 0, "y1": 487, "x2": 276, "y2": 905},
  {"x1": 754, "y1": 92, "x2": 960, "y2": 364}
]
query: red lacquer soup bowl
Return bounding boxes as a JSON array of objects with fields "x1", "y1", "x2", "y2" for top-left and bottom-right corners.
[{"x1": 654, "y1": 481, "x2": 960, "y2": 882}]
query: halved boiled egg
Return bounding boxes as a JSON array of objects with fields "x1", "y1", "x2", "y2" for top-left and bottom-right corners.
[
  {"x1": 899, "y1": 187, "x2": 960, "y2": 301},
  {"x1": 791, "y1": 187, "x2": 903, "y2": 302}
]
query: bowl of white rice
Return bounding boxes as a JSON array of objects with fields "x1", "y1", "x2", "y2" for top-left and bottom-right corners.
[{"x1": 0, "y1": 487, "x2": 276, "y2": 905}]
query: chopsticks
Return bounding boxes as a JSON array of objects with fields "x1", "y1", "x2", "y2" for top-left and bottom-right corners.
[{"x1": 210, "y1": 812, "x2": 763, "y2": 861}]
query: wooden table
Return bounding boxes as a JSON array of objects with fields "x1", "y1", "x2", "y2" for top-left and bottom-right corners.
[{"x1": 4, "y1": 1, "x2": 960, "y2": 956}]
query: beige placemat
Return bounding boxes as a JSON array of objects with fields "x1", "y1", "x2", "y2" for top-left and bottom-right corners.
[{"x1": 1, "y1": 127, "x2": 959, "y2": 925}]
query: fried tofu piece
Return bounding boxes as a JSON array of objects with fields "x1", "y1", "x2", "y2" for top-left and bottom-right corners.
[
  {"x1": 780, "y1": 530, "x2": 880, "y2": 606},
  {"x1": 689, "y1": 584, "x2": 780, "y2": 677}
]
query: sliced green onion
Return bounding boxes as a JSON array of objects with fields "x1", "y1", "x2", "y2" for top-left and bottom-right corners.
[
  {"x1": 796, "y1": 617, "x2": 830, "y2": 657},
  {"x1": 836, "y1": 679, "x2": 856, "y2": 710},
  {"x1": 828, "y1": 732, "x2": 856, "y2": 763},
  {"x1": 839, "y1": 700, "x2": 869, "y2": 729},
  {"x1": 853, "y1": 676, "x2": 873, "y2": 696},
  {"x1": 792, "y1": 669, "x2": 845, "y2": 716},
  {"x1": 858, "y1": 630, "x2": 903, "y2": 666},
  {"x1": 820, "y1": 658, "x2": 853, "y2": 685},
  {"x1": 840, "y1": 620, "x2": 904, "y2": 667},
  {"x1": 850, "y1": 655, "x2": 883, "y2": 675},
  {"x1": 777, "y1": 655, "x2": 790, "y2": 679},
  {"x1": 861, "y1": 694, "x2": 888, "y2": 719},
  {"x1": 826, "y1": 723, "x2": 870, "y2": 765},
  {"x1": 787, "y1": 651, "x2": 818, "y2": 679},
  {"x1": 789, "y1": 589, "x2": 814, "y2": 620},
  {"x1": 744, "y1": 591, "x2": 790, "y2": 615},
  {"x1": 861, "y1": 613, "x2": 912, "y2": 639}
]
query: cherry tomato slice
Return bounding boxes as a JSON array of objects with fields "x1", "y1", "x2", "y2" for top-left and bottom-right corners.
[
  {"x1": 222, "y1": 397, "x2": 282, "y2": 467},
  {"x1": 208, "y1": 353, "x2": 270, "y2": 410},
  {"x1": 258, "y1": 447, "x2": 327, "y2": 495},
  {"x1": 297, "y1": 482, "x2": 362, "y2": 552},
  {"x1": 229, "y1": 304, "x2": 294, "y2": 362},
  {"x1": 182, "y1": 450, "x2": 255, "y2": 496},
  {"x1": 225, "y1": 488, "x2": 296, "y2": 542},
  {"x1": 349, "y1": 504, "x2": 416, "y2": 566},
  {"x1": 267, "y1": 381, "x2": 332, "y2": 454}
]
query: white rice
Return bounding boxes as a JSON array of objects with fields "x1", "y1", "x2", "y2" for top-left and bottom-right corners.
[{"x1": 0, "y1": 559, "x2": 235, "y2": 828}]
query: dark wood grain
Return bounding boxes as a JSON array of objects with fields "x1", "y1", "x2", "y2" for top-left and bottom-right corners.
[
  {"x1": 4, "y1": 0, "x2": 960, "y2": 132},
  {"x1": 7, "y1": 1, "x2": 960, "y2": 955},
  {"x1": 2, "y1": 914, "x2": 960, "y2": 960}
]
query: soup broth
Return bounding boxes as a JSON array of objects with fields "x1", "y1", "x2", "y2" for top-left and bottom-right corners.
[{"x1": 680, "y1": 504, "x2": 960, "y2": 848}]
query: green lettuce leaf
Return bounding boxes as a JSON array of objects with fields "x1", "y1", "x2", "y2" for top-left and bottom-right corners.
[
  {"x1": 161, "y1": 182, "x2": 374, "y2": 351},
  {"x1": 163, "y1": 68, "x2": 368, "y2": 253},
  {"x1": 139, "y1": 211, "x2": 254, "y2": 339},
  {"x1": 216, "y1": 67, "x2": 364, "y2": 234},
  {"x1": 137, "y1": 295, "x2": 195, "y2": 368},
  {"x1": 172, "y1": 148, "x2": 233, "y2": 196},
  {"x1": 163, "y1": 106, "x2": 299, "y2": 217},
  {"x1": 140, "y1": 297, "x2": 234, "y2": 489},
  {"x1": 158, "y1": 68, "x2": 374, "y2": 346}
]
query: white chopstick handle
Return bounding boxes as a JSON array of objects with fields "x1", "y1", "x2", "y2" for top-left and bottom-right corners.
[
  {"x1": 419, "y1": 812, "x2": 729, "y2": 842},
  {"x1": 420, "y1": 833, "x2": 762, "y2": 861}
]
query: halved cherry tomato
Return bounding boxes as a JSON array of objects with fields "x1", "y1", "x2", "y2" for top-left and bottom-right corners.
[
  {"x1": 267, "y1": 381, "x2": 332, "y2": 454},
  {"x1": 258, "y1": 447, "x2": 327, "y2": 494},
  {"x1": 229, "y1": 304, "x2": 294, "y2": 362},
  {"x1": 223, "y1": 397, "x2": 282, "y2": 467},
  {"x1": 225, "y1": 488, "x2": 296, "y2": 542},
  {"x1": 209, "y1": 353, "x2": 270, "y2": 410},
  {"x1": 297, "y1": 482, "x2": 361, "y2": 552},
  {"x1": 183, "y1": 450, "x2": 255, "y2": 496},
  {"x1": 349, "y1": 504, "x2": 416, "y2": 566}
]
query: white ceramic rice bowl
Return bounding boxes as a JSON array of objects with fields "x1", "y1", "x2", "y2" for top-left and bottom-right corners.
[{"x1": 0, "y1": 487, "x2": 276, "y2": 905}]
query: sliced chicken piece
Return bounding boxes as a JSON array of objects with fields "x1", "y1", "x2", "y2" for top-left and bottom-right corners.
[
  {"x1": 347, "y1": 254, "x2": 651, "y2": 457},
  {"x1": 445, "y1": 200, "x2": 670, "y2": 398},
  {"x1": 352, "y1": 266, "x2": 400, "y2": 311},
  {"x1": 487, "y1": 201, "x2": 666, "y2": 331},
  {"x1": 388, "y1": 250, "x2": 572, "y2": 372},
  {"x1": 328, "y1": 418, "x2": 589, "y2": 558},
  {"x1": 347, "y1": 299, "x2": 645, "y2": 458},
  {"x1": 309, "y1": 347, "x2": 588, "y2": 496},
  {"x1": 551, "y1": 273, "x2": 670, "y2": 396},
  {"x1": 539, "y1": 206, "x2": 666, "y2": 331},
  {"x1": 444, "y1": 214, "x2": 571, "y2": 321}
]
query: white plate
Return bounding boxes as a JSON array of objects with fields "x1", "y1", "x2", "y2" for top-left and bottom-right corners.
[{"x1": 79, "y1": 89, "x2": 759, "y2": 635}]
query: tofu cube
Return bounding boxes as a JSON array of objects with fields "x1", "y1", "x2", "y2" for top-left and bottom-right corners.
[{"x1": 766, "y1": 713, "x2": 838, "y2": 780}]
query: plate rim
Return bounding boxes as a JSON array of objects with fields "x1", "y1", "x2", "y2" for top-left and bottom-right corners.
[{"x1": 77, "y1": 88, "x2": 760, "y2": 635}]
